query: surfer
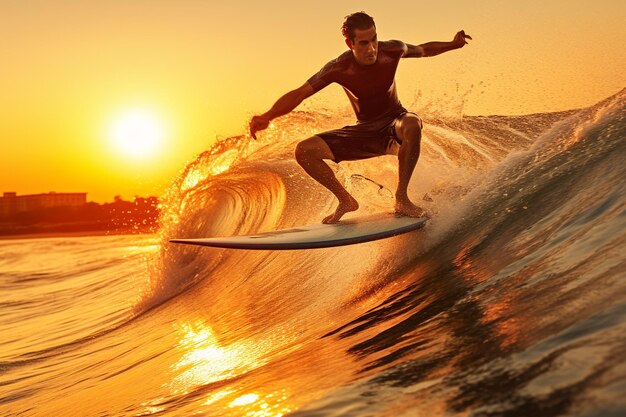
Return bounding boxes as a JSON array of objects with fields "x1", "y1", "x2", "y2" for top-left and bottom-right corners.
[{"x1": 250, "y1": 12, "x2": 471, "y2": 223}]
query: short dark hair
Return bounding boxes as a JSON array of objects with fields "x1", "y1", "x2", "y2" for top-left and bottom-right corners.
[{"x1": 341, "y1": 12, "x2": 376, "y2": 41}]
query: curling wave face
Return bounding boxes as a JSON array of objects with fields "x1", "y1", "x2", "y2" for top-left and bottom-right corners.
[{"x1": 141, "y1": 89, "x2": 626, "y2": 416}]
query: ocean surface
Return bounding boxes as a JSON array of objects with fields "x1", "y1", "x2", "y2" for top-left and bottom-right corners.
[{"x1": 1, "y1": 89, "x2": 625, "y2": 416}]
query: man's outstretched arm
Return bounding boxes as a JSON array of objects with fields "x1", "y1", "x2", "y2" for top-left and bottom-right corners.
[
  {"x1": 405, "y1": 30, "x2": 472, "y2": 58},
  {"x1": 249, "y1": 82, "x2": 315, "y2": 139}
]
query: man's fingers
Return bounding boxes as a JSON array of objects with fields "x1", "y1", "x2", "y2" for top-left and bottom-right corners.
[
  {"x1": 459, "y1": 30, "x2": 472, "y2": 40},
  {"x1": 249, "y1": 115, "x2": 270, "y2": 140},
  {"x1": 455, "y1": 30, "x2": 472, "y2": 46},
  {"x1": 249, "y1": 118, "x2": 258, "y2": 140}
]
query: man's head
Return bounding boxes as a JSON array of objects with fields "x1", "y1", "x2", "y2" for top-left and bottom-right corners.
[{"x1": 342, "y1": 12, "x2": 378, "y2": 66}]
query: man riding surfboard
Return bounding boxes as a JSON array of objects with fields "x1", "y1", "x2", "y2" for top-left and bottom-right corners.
[{"x1": 250, "y1": 12, "x2": 471, "y2": 223}]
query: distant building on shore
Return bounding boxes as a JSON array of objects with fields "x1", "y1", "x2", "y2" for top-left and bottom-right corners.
[{"x1": 0, "y1": 192, "x2": 87, "y2": 217}]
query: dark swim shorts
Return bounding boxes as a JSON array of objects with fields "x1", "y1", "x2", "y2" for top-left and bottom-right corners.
[{"x1": 317, "y1": 111, "x2": 422, "y2": 163}]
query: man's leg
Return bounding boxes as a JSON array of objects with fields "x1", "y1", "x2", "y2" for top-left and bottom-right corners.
[
  {"x1": 394, "y1": 114, "x2": 426, "y2": 217},
  {"x1": 295, "y1": 136, "x2": 358, "y2": 223}
]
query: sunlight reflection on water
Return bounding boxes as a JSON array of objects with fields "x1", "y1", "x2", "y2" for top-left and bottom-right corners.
[
  {"x1": 165, "y1": 320, "x2": 296, "y2": 416},
  {"x1": 169, "y1": 320, "x2": 268, "y2": 394}
]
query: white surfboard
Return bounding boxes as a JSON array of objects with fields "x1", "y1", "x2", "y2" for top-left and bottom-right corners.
[{"x1": 169, "y1": 212, "x2": 427, "y2": 250}]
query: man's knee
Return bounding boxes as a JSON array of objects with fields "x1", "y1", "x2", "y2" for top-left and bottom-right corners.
[
  {"x1": 294, "y1": 138, "x2": 316, "y2": 163},
  {"x1": 295, "y1": 136, "x2": 334, "y2": 163},
  {"x1": 397, "y1": 114, "x2": 422, "y2": 143}
]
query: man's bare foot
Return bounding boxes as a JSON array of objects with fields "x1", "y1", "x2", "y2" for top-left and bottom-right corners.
[
  {"x1": 323, "y1": 196, "x2": 359, "y2": 224},
  {"x1": 395, "y1": 198, "x2": 427, "y2": 218}
]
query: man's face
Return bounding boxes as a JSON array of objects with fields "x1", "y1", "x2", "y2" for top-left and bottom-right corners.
[{"x1": 347, "y1": 26, "x2": 378, "y2": 66}]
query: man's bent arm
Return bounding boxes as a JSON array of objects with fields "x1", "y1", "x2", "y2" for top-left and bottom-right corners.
[
  {"x1": 405, "y1": 30, "x2": 472, "y2": 58},
  {"x1": 263, "y1": 82, "x2": 315, "y2": 119},
  {"x1": 250, "y1": 82, "x2": 315, "y2": 139}
]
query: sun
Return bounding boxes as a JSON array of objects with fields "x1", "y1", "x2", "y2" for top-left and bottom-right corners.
[{"x1": 109, "y1": 109, "x2": 164, "y2": 159}]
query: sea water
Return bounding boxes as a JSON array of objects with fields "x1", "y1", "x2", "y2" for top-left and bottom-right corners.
[{"x1": 1, "y1": 90, "x2": 625, "y2": 416}]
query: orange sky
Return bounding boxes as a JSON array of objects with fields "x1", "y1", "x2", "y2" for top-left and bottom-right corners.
[{"x1": 1, "y1": 0, "x2": 625, "y2": 202}]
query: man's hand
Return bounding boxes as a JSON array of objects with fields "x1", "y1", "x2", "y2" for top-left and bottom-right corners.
[
  {"x1": 248, "y1": 83, "x2": 314, "y2": 139},
  {"x1": 249, "y1": 115, "x2": 271, "y2": 140},
  {"x1": 453, "y1": 30, "x2": 472, "y2": 48}
]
